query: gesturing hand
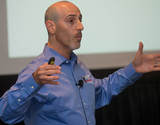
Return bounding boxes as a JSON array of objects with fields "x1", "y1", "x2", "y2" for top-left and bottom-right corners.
[
  {"x1": 33, "y1": 63, "x2": 61, "y2": 85},
  {"x1": 132, "y1": 42, "x2": 160, "y2": 73}
]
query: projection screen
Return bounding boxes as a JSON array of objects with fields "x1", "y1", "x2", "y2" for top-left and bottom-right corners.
[{"x1": 0, "y1": 0, "x2": 160, "y2": 75}]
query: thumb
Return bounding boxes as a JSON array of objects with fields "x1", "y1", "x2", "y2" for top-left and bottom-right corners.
[{"x1": 138, "y1": 42, "x2": 144, "y2": 55}]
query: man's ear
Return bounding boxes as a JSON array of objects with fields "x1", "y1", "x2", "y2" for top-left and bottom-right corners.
[{"x1": 45, "y1": 20, "x2": 56, "y2": 34}]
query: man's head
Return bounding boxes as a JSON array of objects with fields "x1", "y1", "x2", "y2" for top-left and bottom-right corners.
[{"x1": 45, "y1": 1, "x2": 84, "y2": 54}]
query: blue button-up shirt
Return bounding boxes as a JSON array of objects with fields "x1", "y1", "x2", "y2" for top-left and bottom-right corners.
[{"x1": 0, "y1": 45, "x2": 142, "y2": 125}]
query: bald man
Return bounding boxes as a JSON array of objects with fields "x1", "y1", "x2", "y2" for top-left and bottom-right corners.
[{"x1": 0, "y1": 1, "x2": 160, "y2": 125}]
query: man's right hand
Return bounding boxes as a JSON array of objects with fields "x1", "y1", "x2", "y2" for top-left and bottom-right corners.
[{"x1": 33, "y1": 63, "x2": 61, "y2": 85}]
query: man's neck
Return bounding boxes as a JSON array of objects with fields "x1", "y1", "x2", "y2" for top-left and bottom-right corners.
[{"x1": 47, "y1": 41, "x2": 72, "y2": 60}]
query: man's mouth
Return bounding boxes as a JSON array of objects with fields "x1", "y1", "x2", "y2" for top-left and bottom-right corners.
[{"x1": 75, "y1": 33, "x2": 82, "y2": 40}]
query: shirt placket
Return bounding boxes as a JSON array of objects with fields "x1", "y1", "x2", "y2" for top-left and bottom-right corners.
[{"x1": 71, "y1": 61, "x2": 95, "y2": 125}]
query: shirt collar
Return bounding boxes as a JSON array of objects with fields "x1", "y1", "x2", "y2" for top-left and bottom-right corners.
[{"x1": 43, "y1": 44, "x2": 77, "y2": 66}]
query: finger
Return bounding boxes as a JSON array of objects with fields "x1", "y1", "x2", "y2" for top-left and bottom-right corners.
[
  {"x1": 44, "y1": 80, "x2": 60, "y2": 85},
  {"x1": 154, "y1": 62, "x2": 160, "y2": 67},
  {"x1": 138, "y1": 42, "x2": 143, "y2": 55},
  {"x1": 50, "y1": 81, "x2": 60, "y2": 85},
  {"x1": 48, "y1": 75, "x2": 59, "y2": 80},
  {"x1": 39, "y1": 64, "x2": 61, "y2": 71},
  {"x1": 153, "y1": 53, "x2": 160, "y2": 59},
  {"x1": 42, "y1": 75, "x2": 59, "y2": 80},
  {"x1": 45, "y1": 65, "x2": 61, "y2": 70},
  {"x1": 153, "y1": 67, "x2": 160, "y2": 71},
  {"x1": 46, "y1": 65, "x2": 61, "y2": 70},
  {"x1": 36, "y1": 69, "x2": 61, "y2": 76},
  {"x1": 43, "y1": 76, "x2": 60, "y2": 85},
  {"x1": 154, "y1": 58, "x2": 160, "y2": 62},
  {"x1": 44, "y1": 62, "x2": 61, "y2": 69},
  {"x1": 45, "y1": 69, "x2": 61, "y2": 76},
  {"x1": 49, "y1": 69, "x2": 61, "y2": 75}
]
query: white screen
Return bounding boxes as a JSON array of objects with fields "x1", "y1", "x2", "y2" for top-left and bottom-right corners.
[
  {"x1": 7, "y1": 0, "x2": 160, "y2": 58},
  {"x1": 0, "y1": 0, "x2": 160, "y2": 75}
]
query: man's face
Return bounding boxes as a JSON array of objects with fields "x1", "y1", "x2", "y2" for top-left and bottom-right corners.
[{"x1": 54, "y1": 3, "x2": 84, "y2": 52}]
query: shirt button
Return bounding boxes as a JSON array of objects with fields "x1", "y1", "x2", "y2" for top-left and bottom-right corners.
[
  {"x1": 88, "y1": 121, "x2": 90, "y2": 124},
  {"x1": 18, "y1": 99, "x2": 21, "y2": 102},
  {"x1": 66, "y1": 61, "x2": 68, "y2": 63},
  {"x1": 84, "y1": 103, "x2": 86, "y2": 106},
  {"x1": 31, "y1": 86, "x2": 34, "y2": 89}
]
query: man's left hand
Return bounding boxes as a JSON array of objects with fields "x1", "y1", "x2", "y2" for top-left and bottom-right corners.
[{"x1": 132, "y1": 42, "x2": 160, "y2": 73}]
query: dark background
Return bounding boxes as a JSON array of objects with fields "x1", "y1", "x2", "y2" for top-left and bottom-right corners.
[{"x1": 0, "y1": 68, "x2": 160, "y2": 125}]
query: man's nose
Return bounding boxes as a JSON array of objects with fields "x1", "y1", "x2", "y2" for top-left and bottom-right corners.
[{"x1": 77, "y1": 20, "x2": 84, "y2": 31}]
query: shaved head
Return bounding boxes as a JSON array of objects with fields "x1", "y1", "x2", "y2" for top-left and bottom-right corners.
[
  {"x1": 45, "y1": 1, "x2": 76, "y2": 23},
  {"x1": 45, "y1": 5, "x2": 59, "y2": 23}
]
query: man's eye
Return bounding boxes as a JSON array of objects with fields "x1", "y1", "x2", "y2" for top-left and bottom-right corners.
[
  {"x1": 79, "y1": 19, "x2": 82, "y2": 22},
  {"x1": 69, "y1": 20, "x2": 73, "y2": 22},
  {"x1": 69, "y1": 19, "x2": 74, "y2": 23}
]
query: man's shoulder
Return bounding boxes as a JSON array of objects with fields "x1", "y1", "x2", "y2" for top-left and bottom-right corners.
[
  {"x1": 18, "y1": 53, "x2": 48, "y2": 77},
  {"x1": 77, "y1": 59, "x2": 89, "y2": 70}
]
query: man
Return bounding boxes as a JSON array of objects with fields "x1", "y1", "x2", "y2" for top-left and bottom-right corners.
[{"x1": 0, "y1": 1, "x2": 160, "y2": 125}]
